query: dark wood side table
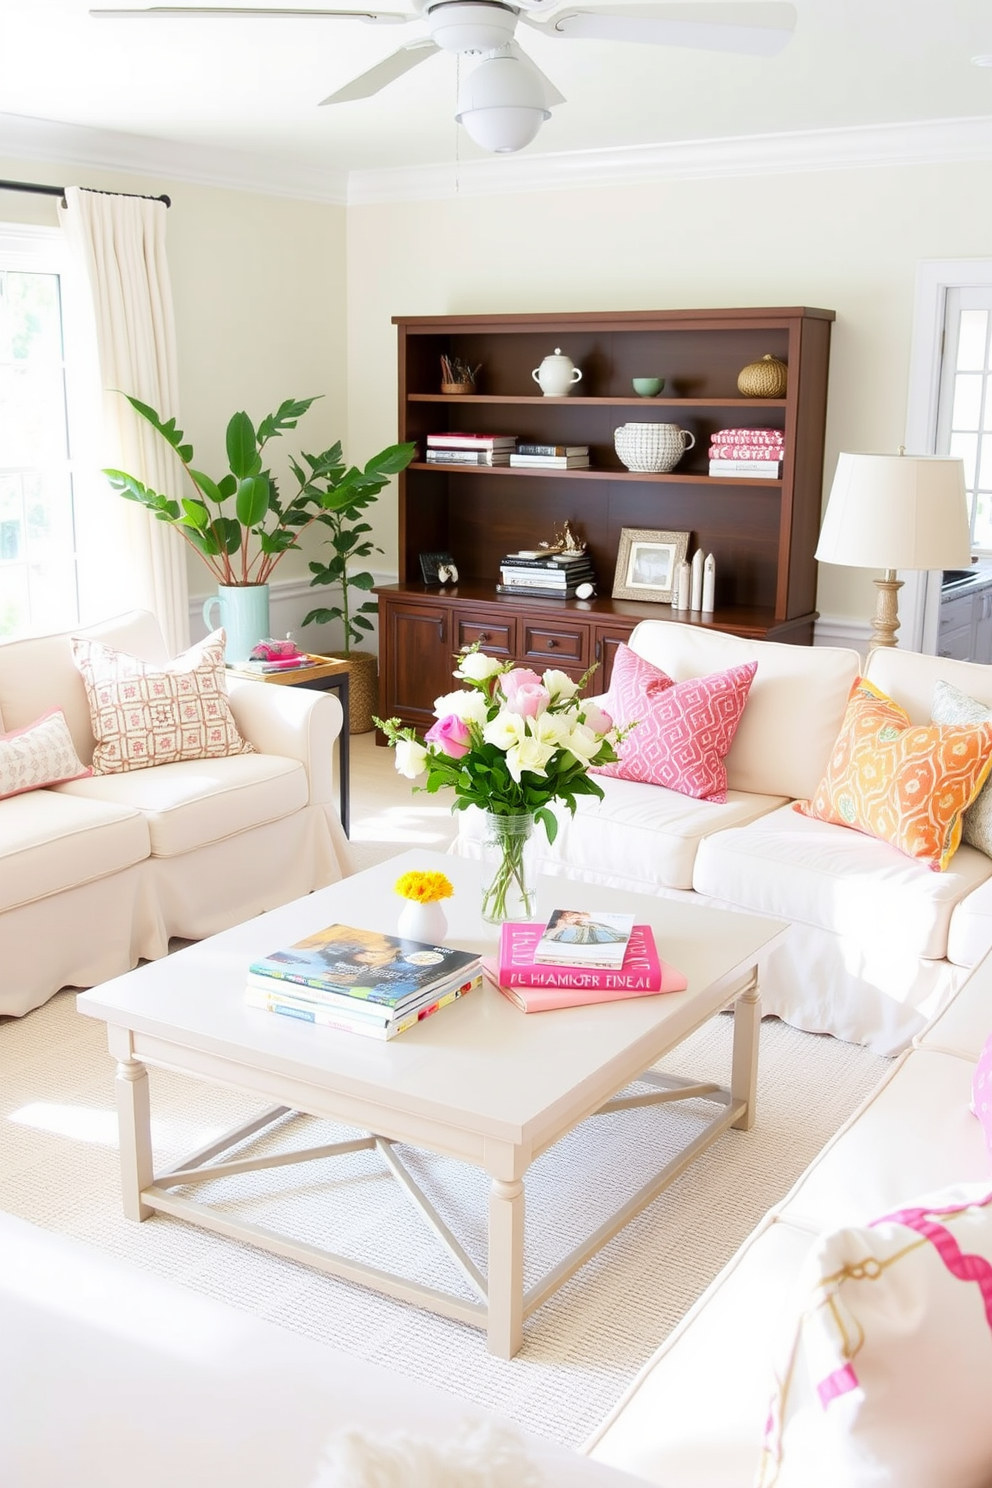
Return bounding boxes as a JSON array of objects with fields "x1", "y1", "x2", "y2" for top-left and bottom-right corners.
[{"x1": 226, "y1": 655, "x2": 350, "y2": 836}]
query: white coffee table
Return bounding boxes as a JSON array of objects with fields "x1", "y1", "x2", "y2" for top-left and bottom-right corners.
[{"x1": 77, "y1": 850, "x2": 788, "y2": 1358}]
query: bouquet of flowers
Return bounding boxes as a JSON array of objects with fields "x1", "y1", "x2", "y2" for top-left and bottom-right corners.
[{"x1": 375, "y1": 649, "x2": 629, "y2": 921}]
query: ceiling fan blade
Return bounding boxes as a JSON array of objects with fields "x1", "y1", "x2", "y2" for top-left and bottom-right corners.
[
  {"x1": 90, "y1": 7, "x2": 410, "y2": 22},
  {"x1": 520, "y1": 2, "x2": 796, "y2": 56},
  {"x1": 320, "y1": 38, "x2": 438, "y2": 102}
]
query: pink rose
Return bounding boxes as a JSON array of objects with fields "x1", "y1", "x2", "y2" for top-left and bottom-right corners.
[
  {"x1": 583, "y1": 701, "x2": 613, "y2": 736},
  {"x1": 425, "y1": 713, "x2": 471, "y2": 758},
  {"x1": 500, "y1": 668, "x2": 549, "y2": 718}
]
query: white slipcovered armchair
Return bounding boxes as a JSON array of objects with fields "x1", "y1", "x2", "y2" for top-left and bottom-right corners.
[{"x1": 0, "y1": 610, "x2": 350, "y2": 1017}]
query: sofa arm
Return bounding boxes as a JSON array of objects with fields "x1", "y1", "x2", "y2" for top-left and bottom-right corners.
[{"x1": 225, "y1": 677, "x2": 342, "y2": 808}]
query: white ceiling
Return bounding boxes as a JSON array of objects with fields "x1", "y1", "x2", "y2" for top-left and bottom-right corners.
[{"x1": 1, "y1": 0, "x2": 991, "y2": 182}]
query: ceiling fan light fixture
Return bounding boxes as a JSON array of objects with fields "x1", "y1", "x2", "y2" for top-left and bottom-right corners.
[
  {"x1": 455, "y1": 50, "x2": 551, "y2": 151},
  {"x1": 426, "y1": 0, "x2": 518, "y2": 54}
]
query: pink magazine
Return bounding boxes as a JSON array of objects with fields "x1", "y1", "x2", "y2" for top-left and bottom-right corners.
[{"x1": 483, "y1": 922, "x2": 688, "y2": 1012}]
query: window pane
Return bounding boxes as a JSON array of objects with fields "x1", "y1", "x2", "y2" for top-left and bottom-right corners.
[
  {"x1": 957, "y1": 309, "x2": 989, "y2": 372},
  {"x1": 973, "y1": 489, "x2": 992, "y2": 550},
  {"x1": 7, "y1": 272, "x2": 63, "y2": 362},
  {"x1": 952, "y1": 372, "x2": 984, "y2": 430},
  {"x1": 26, "y1": 560, "x2": 79, "y2": 631},
  {"x1": 0, "y1": 365, "x2": 69, "y2": 465},
  {"x1": 0, "y1": 564, "x2": 30, "y2": 639},
  {"x1": 950, "y1": 430, "x2": 978, "y2": 489}
]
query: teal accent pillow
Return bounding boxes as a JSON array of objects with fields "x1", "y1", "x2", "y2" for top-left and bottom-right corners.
[{"x1": 930, "y1": 678, "x2": 992, "y2": 856}]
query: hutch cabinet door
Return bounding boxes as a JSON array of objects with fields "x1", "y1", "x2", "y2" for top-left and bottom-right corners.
[{"x1": 381, "y1": 599, "x2": 454, "y2": 728}]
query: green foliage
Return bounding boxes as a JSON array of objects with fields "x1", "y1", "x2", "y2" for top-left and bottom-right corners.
[{"x1": 102, "y1": 393, "x2": 414, "y2": 594}]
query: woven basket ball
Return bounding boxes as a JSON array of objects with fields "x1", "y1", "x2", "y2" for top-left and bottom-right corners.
[{"x1": 737, "y1": 353, "x2": 788, "y2": 398}]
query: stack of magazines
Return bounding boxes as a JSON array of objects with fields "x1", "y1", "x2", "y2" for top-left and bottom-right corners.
[
  {"x1": 245, "y1": 923, "x2": 481, "y2": 1039},
  {"x1": 482, "y1": 909, "x2": 687, "y2": 1012}
]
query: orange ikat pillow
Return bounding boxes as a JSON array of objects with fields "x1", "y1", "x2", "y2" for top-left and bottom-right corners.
[{"x1": 795, "y1": 678, "x2": 992, "y2": 872}]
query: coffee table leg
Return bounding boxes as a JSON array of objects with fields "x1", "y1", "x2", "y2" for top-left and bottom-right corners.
[
  {"x1": 731, "y1": 969, "x2": 761, "y2": 1132},
  {"x1": 115, "y1": 1055, "x2": 154, "y2": 1221},
  {"x1": 488, "y1": 1176, "x2": 524, "y2": 1358}
]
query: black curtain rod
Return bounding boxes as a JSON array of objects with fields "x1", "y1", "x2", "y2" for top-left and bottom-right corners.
[{"x1": 0, "y1": 180, "x2": 171, "y2": 208}]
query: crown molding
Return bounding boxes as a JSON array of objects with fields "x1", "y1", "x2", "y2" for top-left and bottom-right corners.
[
  {"x1": 2, "y1": 109, "x2": 991, "y2": 211},
  {"x1": 346, "y1": 114, "x2": 992, "y2": 205},
  {"x1": 0, "y1": 112, "x2": 349, "y2": 205}
]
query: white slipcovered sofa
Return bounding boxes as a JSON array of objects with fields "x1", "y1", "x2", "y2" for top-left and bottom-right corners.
[
  {"x1": 585, "y1": 939, "x2": 992, "y2": 1487},
  {"x1": 0, "y1": 610, "x2": 349, "y2": 1018},
  {"x1": 453, "y1": 622, "x2": 992, "y2": 1055}
]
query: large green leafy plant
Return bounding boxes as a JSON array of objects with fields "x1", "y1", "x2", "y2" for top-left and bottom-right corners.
[
  {"x1": 301, "y1": 474, "x2": 394, "y2": 653},
  {"x1": 103, "y1": 394, "x2": 414, "y2": 595}
]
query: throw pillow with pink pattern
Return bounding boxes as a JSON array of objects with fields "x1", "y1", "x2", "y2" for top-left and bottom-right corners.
[
  {"x1": 756, "y1": 1182, "x2": 992, "y2": 1487},
  {"x1": 592, "y1": 643, "x2": 756, "y2": 803}
]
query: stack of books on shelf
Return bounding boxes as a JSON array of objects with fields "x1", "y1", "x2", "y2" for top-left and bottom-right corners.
[
  {"x1": 509, "y1": 443, "x2": 590, "y2": 469},
  {"x1": 708, "y1": 428, "x2": 784, "y2": 477},
  {"x1": 425, "y1": 433, "x2": 517, "y2": 466},
  {"x1": 497, "y1": 547, "x2": 596, "y2": 599},
  {"x1": 244, "y1": 923, "x2": 481, "y2": 1040},
  {"x1": 482, "y1": 910, "x2": 688, "y2": 1013}
]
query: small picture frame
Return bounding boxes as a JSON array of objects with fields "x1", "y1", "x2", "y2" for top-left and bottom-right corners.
[
  {"x1": 420, "y1": 550, "x2": 457, "y2": 585},
  {"x1": 611, "y1": 528, "x2": 690, "y2": 604}
]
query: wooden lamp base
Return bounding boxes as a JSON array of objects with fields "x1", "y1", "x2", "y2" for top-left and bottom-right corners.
[{"x1": 869, "y1": 569, "x2": 903, "y2": 650}]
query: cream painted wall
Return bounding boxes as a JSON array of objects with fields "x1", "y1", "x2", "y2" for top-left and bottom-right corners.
[
  {"x1": 345, "y1": 159, "x2": 992, "y2": 629},
  {"x1": 0, "y1": 157, "x2": 347, "y2": 612}
]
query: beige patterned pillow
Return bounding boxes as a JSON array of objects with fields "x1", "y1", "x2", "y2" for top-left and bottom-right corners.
[
  {"x1": 930, "y1": 678, "x2": 992, "y2": 856},
  {"x1": 0, "y1": 708, "x2": 92, "y2": 799},
  {"x1": 71, "y1": 628, "x2": 253, "y2": 775}
]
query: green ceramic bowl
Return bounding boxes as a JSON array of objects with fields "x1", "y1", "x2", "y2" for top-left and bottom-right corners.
[{"x1": 632, "y1": 377, "x2": 665, "y2": 397}]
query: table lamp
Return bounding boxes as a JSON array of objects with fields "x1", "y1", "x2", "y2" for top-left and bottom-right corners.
[{"x1": 815, "y1": 451, "x2": 972, "y2": 650}]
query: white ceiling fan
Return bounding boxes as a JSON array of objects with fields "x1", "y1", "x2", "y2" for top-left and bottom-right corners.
[{"x1": 90, "y1": 3, "x2": 798, "y2": 154}]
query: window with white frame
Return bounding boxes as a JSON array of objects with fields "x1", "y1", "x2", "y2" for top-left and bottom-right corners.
[
  {"x1": 0, "y1": 224, "x2": 86, "y2": 639},
  {"x1": 935, "y1": 286, "x2": 992, "y2": 555}
]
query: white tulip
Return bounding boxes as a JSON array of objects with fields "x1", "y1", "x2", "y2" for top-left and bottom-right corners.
[
  {"x1": 563, "y1": 722, "x2": 602, "y2": 761},
  {"x1": 455, "y1": 651, "x2": 503, "y2": 682},
  {"x1": 531, "y1": 711, "x2": 572, "y2": 747},
  {"x1": 394, "y1": 739, "x2": 428, "y2": 779},
  {"x1": 506, "y1": 736, "x2": 555, "y2": 782},
  {"x1": 433, "y1": 689, "x2": 489, "y2": 725},
  {"x1": 542, "y1": 668, "x2": 580, "y2": 701}
]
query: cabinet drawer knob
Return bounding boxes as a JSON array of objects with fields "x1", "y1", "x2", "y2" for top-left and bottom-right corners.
[
  {"x1": 479, "y1": 631, "x2": 489, "y2": 643},
  {"x1": 547, "y1": 638, "x2": 558, "y2": 649}
]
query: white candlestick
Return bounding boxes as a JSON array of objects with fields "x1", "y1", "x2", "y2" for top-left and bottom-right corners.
[
  {"x1": 702, "y1": 553, "x2": 716, "y2": 614},
  {"x1": 690, "y1": 549, "x2": 704, "y2": 610},
  {"x1": 675, "y1": 560, "x2": 691, "y2": 610}
]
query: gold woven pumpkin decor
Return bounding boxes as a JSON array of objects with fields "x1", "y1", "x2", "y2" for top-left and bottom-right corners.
[{"x1": 737, "y1": 353, "x2": 788, "y2": 398}]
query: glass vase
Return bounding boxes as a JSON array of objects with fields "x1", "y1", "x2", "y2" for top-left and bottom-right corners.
[{"x1": 480, "y1": 811, "x2": 537, "y2": 924}]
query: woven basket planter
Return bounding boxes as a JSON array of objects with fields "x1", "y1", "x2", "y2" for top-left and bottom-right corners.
[{"x1": 327, "y1": 649, "x2": 378, "y2": 734}]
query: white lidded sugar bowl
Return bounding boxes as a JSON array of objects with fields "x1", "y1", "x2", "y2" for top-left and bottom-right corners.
[
  {"x1": 532, "y1": 348, "x2": 583, "y2": 397},
  {"x1": 614, "y1": 422, "x2": 696, "y2": 473}
]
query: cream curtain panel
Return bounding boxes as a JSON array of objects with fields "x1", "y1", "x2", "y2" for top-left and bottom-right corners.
[{"x1": 61, "y1": 187, "x2": 189, "y2": 654}]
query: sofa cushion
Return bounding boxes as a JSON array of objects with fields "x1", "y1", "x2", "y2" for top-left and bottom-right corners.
[
  {"x1": 0, "y1": 708, "x2": 91, "y2": 799},
  {"x1": 796, "y1": 678, "x2": 992, "y2": 872},
  {"x1": 758, "y1": 1181, "x2": 992, "y2": 1488},
  {"x1": 56, "y1": 753, "x2": 308, "y2": 858},
  {"x1": 0, "y1": 789, "x2": 149, "y2": 913},
  {"x1": 916, "y1": 956, "x2": 992, "y2": 1059},
  {"x1": 624, "y1": 620, "x2": 860, "y2": 800},
  {"x1": 693, "y1": 803, "x2": 992, "y2": 962},
  {"x1": 456, "y1": 777, "x2": 787, "y2": 893},
  {"x1": 593, "y1": 644, "x2": 756, "y2": 803},
  {"x1": 931, "y1": 677, "x2": 992, "y2": 855},
  {"x1": 586, "y1": 1216, "x2": 814, "y2": 1487},
  {"x1": 72, "y1": 629, "x2": 253, "y2": 774},
  {"x1": 777, "y1": 1049, "x2": 988, "y2": 1233},
  {"x1": 0, "y1": 609, "x2": 169, "y2": 765}
]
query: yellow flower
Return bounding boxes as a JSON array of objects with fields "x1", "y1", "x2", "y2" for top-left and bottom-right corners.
[{"x1": 394, "y1": 870, "x2": 454, "y2": 904}]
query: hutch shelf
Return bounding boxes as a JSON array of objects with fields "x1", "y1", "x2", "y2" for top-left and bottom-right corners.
[{"x1": 377, "y1": 306, "x2": 834, "y2": 733}]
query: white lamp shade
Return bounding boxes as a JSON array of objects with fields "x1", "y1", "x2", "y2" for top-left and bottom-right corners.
[{"x1": 816, "y1": 452, "x2": 972, "y2": 571}]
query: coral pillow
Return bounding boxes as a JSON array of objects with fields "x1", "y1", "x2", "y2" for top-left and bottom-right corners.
[
  {"x1": 0, "y1": 708, "x2": 91, "y2": 799},
  {"x1": 796, "y1": 678, "x2": 992, "y2": 871},
  {"x1": 71, "y1": 628, "x2": 253, "y2": 775},
  {"x1": 930, "y1": 678, "x2": 992, "y2": 857},
  {"x1": 757, "y1": 1182, "x2": 992, "y2": 1488},
  {"x1": 593, "y1": 644, "x2": 756, "y2": 803}
]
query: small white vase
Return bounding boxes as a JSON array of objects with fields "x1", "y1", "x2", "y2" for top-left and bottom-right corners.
[{"x1": 397, "y1": 899, "x2": 448, "y2": 944}]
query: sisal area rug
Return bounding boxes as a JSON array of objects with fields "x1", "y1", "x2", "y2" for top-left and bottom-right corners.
[{"x1": 0, "y1": 987, "x2": 886, "y2": 1448}]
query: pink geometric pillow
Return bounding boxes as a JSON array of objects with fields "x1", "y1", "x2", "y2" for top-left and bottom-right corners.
[
  {"x1": 974, "y1": 1033, "x2": 992, "y2": 1159},
  {"x1": 0, "y1": 708, "x2": 91, "y2": 799},
  {"x1": 593, "y1": 644, "x2": 757, "y2": 803}
]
